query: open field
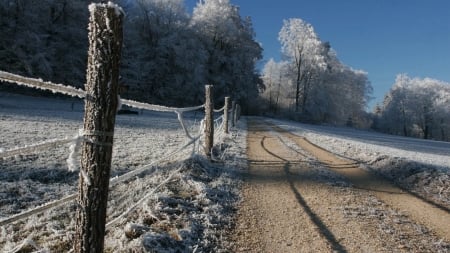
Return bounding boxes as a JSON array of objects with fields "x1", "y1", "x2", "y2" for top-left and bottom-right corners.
[{"x1": 1, "y1": 92, "x2": 449, "y2": 252}]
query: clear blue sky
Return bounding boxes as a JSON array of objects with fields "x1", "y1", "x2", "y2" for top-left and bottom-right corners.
[{"x1": 186, "y1": 0, "x2": 450, "y2": 109}]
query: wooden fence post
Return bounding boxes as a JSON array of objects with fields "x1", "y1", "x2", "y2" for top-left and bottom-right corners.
[
  {"x1": 231, "y1": 100, "x2": 236, "y2": 127},
  {"x1": 74, "y1": 3, "x2": 123, "y2": 253},
  {"x1": 204, "y1": 85, "x2": 214, "y2": 158},
  {"x1": 223, "y1": 97, "x2": 230, "y2": 134}
]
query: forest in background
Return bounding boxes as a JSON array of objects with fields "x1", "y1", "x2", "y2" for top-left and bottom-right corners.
[
  {"x1": 0, "y1": 0, "x2": 262, "y2": 108},
  {"x1": 0, "y1": 0, "x2": 449, "y2": 141}
]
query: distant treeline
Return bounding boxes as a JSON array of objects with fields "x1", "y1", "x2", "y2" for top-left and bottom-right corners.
[{"x1": 373, "y1": 74, "x2": 450, "y2": 141}]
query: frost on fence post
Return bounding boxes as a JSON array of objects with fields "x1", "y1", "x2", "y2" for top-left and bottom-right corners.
[
  {"x1": 231, "y1": 100, "x2": 236, "y2": 127},
  {"x1": 224, "y1": 97, "x2": 230, "y2": 134},
  {"x1": 204, "y1": 85, "x2": 214, "y2": 158},
  {"x1": 74, "y1": 3, "x2": 123, "y2": 253}
]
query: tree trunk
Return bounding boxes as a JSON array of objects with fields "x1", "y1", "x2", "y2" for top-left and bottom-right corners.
[
  {"x1": 224, "y1": 97, "x2": 230, "y2": 134},
  {"x1": 231, "y1": 100, "x2": 236, "y2": 127},
  {"x1": 275, "y1": 73, "x2": 281, "y2": 114},
  {"x1": 295, "y1": 76, "x2": 300, "y2": 112},
  {"x1": 74, "y1": 4, "x2": 123, "y2": 253}
]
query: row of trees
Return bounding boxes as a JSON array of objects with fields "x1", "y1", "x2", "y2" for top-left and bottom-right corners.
[
  {"x1": 121, "y1": 0, "x2": 262, "y2": 107},
  {"x1": 373, "y1": 74, "x2": 450, "y2": 141},
  {"x1": 0, "y1": 0, "x2": 90, "y2": 86},
  {"x1": 1, "y1": 0, "x2": 372, "y2": 122},
  {"x1": 260, "y1": 19, "x2": 373, "y2": 127},
  {"x1": 3, "y1": 1, "x2": 446, "y2": 141},
  {"x1": 0, "y1": 0, "x2": 262, "y2": 108}
]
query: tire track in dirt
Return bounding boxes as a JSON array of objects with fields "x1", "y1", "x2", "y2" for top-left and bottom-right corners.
[
  {"x1": 232, "y1": 123, "x2": 337, "y2": 252},
  {"x1": 232, "y1": 118, "x2": 450, "y2": 252},
  {"x1": 269, "y1": 122, "x2": 450, "y2": 242}
]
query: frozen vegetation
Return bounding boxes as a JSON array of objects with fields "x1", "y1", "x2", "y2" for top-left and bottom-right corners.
[
  {"x1": 0, "y1": 92, "x2": 247, "y2": 252},
  {"x1": 1, "y1": 92, "x2": 449, "y2": 252}
]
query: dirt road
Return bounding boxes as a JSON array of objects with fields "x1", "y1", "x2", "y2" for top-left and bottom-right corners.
[{"x1": 231, "y1": 119, "x2": 450, "y2": 252}]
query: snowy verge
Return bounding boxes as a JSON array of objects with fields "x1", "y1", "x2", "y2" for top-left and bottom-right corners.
[{"x1": 104, "y1": 119, "x2": 247, "y2": 253}]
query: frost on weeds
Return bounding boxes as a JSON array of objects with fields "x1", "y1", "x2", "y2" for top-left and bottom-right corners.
[
  {"x1": 0, "y1": 92, "x2": 246, "y2": 252},
  {"x1": 105, "y1": 153, "x2": 242, "y2": 252}
]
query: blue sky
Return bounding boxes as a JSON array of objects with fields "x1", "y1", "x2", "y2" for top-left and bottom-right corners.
[{"x1": 185, "y1": 0, "x2": 450, "y2": 109}]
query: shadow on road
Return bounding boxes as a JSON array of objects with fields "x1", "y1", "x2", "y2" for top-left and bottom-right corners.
[{"x1": 259, "y1": 135, "x2": 348, "y2": 253}]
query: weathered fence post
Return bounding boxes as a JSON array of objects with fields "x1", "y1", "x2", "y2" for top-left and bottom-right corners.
[
  {"x1": 74, "y1": 3, "x2": 123, "y2": 253},
  {"x1": 204, "y1": 85, "x2": 214, "y2": 158},
  {"x1": 231, "y1": 100, "x2": 236, "y2": 127},
  {"x1": 223, "y1": 97, "x2": 230, "y2": 134}
]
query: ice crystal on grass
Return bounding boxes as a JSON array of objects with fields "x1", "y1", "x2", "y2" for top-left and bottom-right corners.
[{"x1": 105, "y1": 152, "x2": 242, "y2": 252}]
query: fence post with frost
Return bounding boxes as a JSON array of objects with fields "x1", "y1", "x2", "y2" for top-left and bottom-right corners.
[
  {"x1": 224, "y1": 97, "x2": 230, "y2": 134},
  {"x1": 231, "y1": 100, "x2": 236, "y2": 127},
  {"x1": 74, "y1": 3, "x2": 123, "y2": 253},
  {"x1": 204, "y1": 85, "x2": 214, "y2": 158}
]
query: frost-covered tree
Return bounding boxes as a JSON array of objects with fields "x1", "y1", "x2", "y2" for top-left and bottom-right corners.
[
  {"x1": 0, "y1": 0, "x2": 91, "y2": 87},
  {"x1": 318, "y1": 57, "x2": 372, "y2": 127},
  {"x1": 376, "y1": 74, "x2": 450, "y2": 141},
  {"x1": 116, "y1": 0, "x2": 262, "y2": 107},
  {"x1": 261, "y1": 59, "x2": 290, "y2": 114},
  {"x1": 278, "y1": 18, "x2": 326, "y2": 113},
  {"x1": 120, "y1": 0, "x2": 206, "y2": 105},
  {"x1": 1, "y1": 0, "x2": 262, "y2": 109},
  {"x1": 264, "y1": 23, "x2": 372, "y2": 126},
  {"x1": 261, "y1": 58, "x2": 278, "y2": 111},
  {"x1": 191, "y1": 0, "x2": 262, "y2": 108}
]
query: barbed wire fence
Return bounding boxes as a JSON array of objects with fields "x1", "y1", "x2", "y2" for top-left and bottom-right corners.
[{"x1": 0, "y1": 3, "x2": 241, "y2": 252}]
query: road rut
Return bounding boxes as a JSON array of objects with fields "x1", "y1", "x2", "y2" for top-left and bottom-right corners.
[{"x1": 231, "y1": 119, "x2": 450, "y2": 252}]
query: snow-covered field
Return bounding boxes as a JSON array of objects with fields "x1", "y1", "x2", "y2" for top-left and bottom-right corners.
[
  {"x1": 1, "y1": 92, "x2": 449, "y2": 252},
  {"x1": 0, "y1": 92, "x2": 247, "y2": 252},
  {"x1": 268, "y1": 117, "x2": 450, "y2": 209}
]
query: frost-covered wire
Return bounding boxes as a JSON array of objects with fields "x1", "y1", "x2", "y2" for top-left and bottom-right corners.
[
  {"x1": 0, "y1": 70, "x2": 86, "y2": 98},
  {"x1": 0, "y1": 135, "x2": 201, "y2": 227},
  {"x1": 214, "y1": 115, "x2": 224, "y2": 128},
  {"x1": 0, "y1": 194, "x2": 77, "y2": 226},
  {"x1": 66, "y1": 129, "x2": 84, "y2": 172},
  {"x1": 121, "y1": 98, "x2": 204, "y2": 113},
  {"x1": 0, "y1": 71, "x2": 205, "y2": 114},
  {"x1": 213, "y1": 106, "x2": 225, "y2": 113},
  {"x1": 214, "y1": 115, "x2": 225, "y2": 138},
  {"x1": 176, "y1": 111, "x2": 195, "y2": 140},
  {"x1": 0, "y1": 128, "x2": 103, "y2": 186},
  {"x1": 0, "y1": 71, "x2": 243, "y2": 229},
  {"x1": 0, "y1": 138, "x2": 77, "y2": 159},
  {"x1": 67, "y1": 129, "x2": 115, "y2": 185},
  {"x1": 110, "y1": 135, "x2": 201, "y2": 186},
  {"x1": 0, "y1": 114, "x2": 237, "y2": 227},
  {"x1": 106, "y1": 165, "x2": 183, "y2": 228},
  {"x1": 66, "y1": 129, "x2": 93, "y2": 185}
]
